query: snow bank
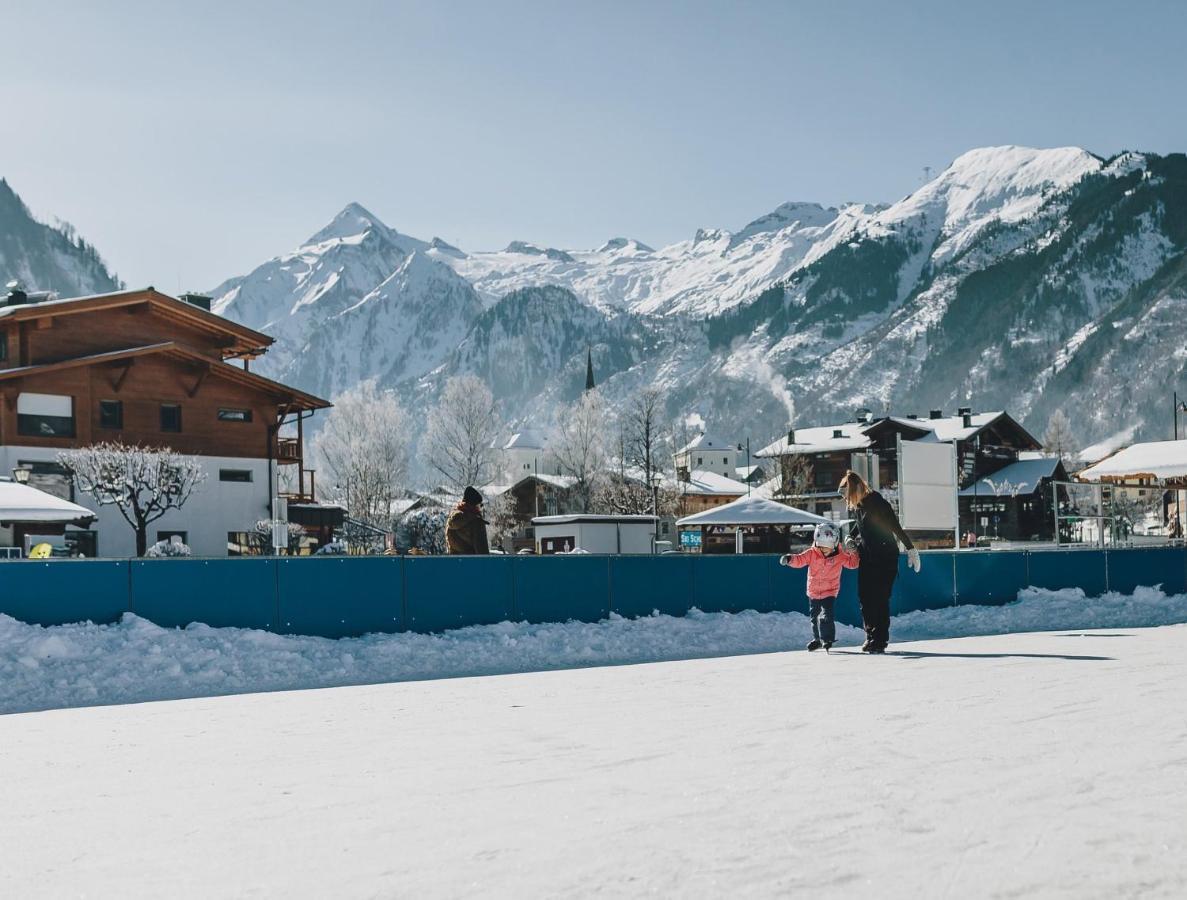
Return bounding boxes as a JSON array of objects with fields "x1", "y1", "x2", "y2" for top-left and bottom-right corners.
[{"x1": 2, "y1": 586, "x2": 1185, "y2": 715}]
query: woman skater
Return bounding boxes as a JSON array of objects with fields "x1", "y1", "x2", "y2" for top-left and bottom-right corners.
[{"x1": 838, "y1": 470, "x2": 921, "y2": 653}]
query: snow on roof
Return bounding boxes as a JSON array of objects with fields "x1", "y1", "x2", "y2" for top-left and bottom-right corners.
[
  {"x1": 672, "y1": 470, "x2": 749, "y2": 496},
  {"x1": 735, "y1": 465, "x2": 762, "y2": 479},
  {"x1": 916, "y1": 411, "x2": 1006, "y2": 443},
  {"x1": 1077, "y1": 440, "x2": 1187, "y2": 483},
  {"x1": 958, "y1": 457, "x2": 1062, "y2": 497},
  {"x1": 755, "y1": 423, "x2": 871, "y2": 457},
  {"x1": 676, "y1": 495, "x2": 828, "y2": 528},
  {"x1": 677, "y1": 433, "x2": 735, "y2": 455},
  {"x1": 503, "y1": 431, "x2": 546, "y2": 451},
  {"x1": 0, "y1": 481, "x2": 96, "y2": 524}
]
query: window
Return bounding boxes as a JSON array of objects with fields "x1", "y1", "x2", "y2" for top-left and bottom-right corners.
[
  {"x1": 696, "y1": 456, "x2": 703, "y2": 465},
  {"x1": 17, "y1": 392, "x2": 75, "y2": 437},
  {"x1": 157, "y1": 530, "x2": 188, "y2": 544},
  {"x1": 723, "y1": 457, "x2": 728, "y2": 465},
  {"x1": 160, "y1": 403, "x2": 182, "y2": 433},
  {"x1": 99, "y1": 399, "x2": 123, "y2": 429},
  {"x1": 217, "y1": 408, "x2": 253, "y2": 423},
  {"x1": 0, "y1": 332, "x2": 7, "y2": 362},
  {"x1": 219, "y1": 469, "x2": 253, "y2": 483}
]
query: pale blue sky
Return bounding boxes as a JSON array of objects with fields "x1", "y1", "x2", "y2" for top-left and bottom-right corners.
[{"x1": 2, "y1": 0, "x2": 1184, "y2": 290}]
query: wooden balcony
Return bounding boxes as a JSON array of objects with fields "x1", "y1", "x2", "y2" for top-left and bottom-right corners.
[{"x1": 275, "y1": 436, "x2": 301, "y2": 464}]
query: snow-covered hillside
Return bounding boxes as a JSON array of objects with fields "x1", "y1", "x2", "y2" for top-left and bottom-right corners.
[
  {"x1": 0, "y1": 179, "x2": 122, "y2": 298},
  {"x1": 204, "y1": 145, "x2": 1186, "y2": 456}
]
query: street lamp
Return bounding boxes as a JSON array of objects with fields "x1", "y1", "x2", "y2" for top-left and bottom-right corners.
[
  {"x1": 12, "y1": 465, "x2": 31, "y2": 485},
  {"x1": 736, "y1": 439, "x2": 751, "y2": 497},
  {"x1": 1175, "y1": 391, "x2": 1187, "y2": 440}
]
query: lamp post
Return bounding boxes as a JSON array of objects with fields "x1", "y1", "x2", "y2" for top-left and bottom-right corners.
[
  {"x1": 12, "y1": 465, "x2": 31, "y2": 485},
  {"x1": 1175, "y1": 391, "x2": 1187, "y2": 440},
  {"x1": 737, "y1": 439, "x2": 751, "y2": 497}
]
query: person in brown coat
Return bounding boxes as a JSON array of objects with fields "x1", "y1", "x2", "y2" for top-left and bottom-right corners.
[{"x1": 445, "y1": 486, "x2": 490, "y2": 555}]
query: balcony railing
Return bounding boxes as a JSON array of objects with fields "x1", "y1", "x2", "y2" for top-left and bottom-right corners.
[{"x1": 275, "y1": 437, "x2": 301, "y2": 464}]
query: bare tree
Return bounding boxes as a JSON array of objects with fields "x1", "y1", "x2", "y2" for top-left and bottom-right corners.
[
  {"x1": 621, "y1": 388, "x2": 669, "y2": 515},
  {"x1": 483, "y1": 489, "x2": 520, "y2": 550},
  {"x1": 778, "y1": 453, "x2": 815, "y2": 502},
  {"x1": 423, "y1": 375, "x2": 502, "y2": 492},
  {"x1": 1043, "y1": 409, "x2": 1078, "y2": 463},
  {"x1": 553, "y1": 390, "x2": 609, "y2": 512},
  {"x1": 60, "y1": 442, "x2": 205, "y2": 556},
  {"x1": 312, "y1": 382, "x2": 410, "y2": 529}
]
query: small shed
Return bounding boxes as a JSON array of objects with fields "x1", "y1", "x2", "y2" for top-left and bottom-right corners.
[
  {"x1": 532, "y1": 514, "x2": 659, "y2": 555},
  {"x1": 676, "y1": 495, "x2": 829, "y2": 554}
]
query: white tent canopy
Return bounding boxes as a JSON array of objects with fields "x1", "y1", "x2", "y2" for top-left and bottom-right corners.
[
  {"x1": 0, "y1": 482, "x2": 96, "y2": 524},
  {"x1": 677, "y1": 495, "x2": 829, "y2": 528},
  {"x1": 1077, "y1": 440, "x2": 1187, "y2": 483}
]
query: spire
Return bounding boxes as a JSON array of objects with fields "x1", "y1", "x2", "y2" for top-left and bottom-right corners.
[{"x1": 585, "y1": 347, "x2": 596, "y2": 392}]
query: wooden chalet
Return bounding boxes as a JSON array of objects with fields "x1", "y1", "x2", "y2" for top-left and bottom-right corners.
[{"x1": 0, "y1": 287, "x2": 334, "y2": 556}]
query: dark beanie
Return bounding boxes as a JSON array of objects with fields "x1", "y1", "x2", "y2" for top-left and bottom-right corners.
[{"x1": 463, "y1": 485, "x2": 483, "y2": 505}]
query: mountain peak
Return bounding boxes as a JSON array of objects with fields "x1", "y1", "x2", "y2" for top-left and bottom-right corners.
[
  {"x1": 305, "y1": 201, "x2": 389, "y2": 246},
  {"x1": 597, "y1": 237, "x2": 654, "y2": 254},
  {"x1": 729, "y1": 202, "x2": 839, "y2": 249}
]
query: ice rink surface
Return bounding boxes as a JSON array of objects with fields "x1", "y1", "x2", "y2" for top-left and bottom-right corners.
[{"x1": 2, "y1": 625, "x2": 1186, "y2": 898}]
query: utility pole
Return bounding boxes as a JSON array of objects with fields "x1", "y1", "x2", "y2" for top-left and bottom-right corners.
[{"x1": 737, "y1": 439, "x2": 751, "y2": 497}]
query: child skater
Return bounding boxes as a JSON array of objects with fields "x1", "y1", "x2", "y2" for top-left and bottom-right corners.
[{"x1": 779, "y1": 522, "x2": 858, "y2": 651}]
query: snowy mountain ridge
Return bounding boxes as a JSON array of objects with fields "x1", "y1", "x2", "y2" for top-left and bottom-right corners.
[{"x1": 202, "y1": 144, "x2": 1187, "y2": 465}]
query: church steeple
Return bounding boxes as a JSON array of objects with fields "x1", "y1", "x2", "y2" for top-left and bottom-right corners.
[{"x1": 585, "y1": 347, "x2": 596, "y2": 392}]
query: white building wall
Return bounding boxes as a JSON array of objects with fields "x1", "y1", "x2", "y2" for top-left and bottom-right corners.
[{"x1": 0, "y1": 446, "x2": 274, "y2": 557}]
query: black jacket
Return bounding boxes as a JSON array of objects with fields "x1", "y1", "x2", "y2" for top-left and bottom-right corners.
[{"x1": 850, "y1": 490, "x2": 914, "y2": 560}]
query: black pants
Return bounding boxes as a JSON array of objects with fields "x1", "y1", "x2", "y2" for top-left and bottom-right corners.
[
  {"x1": 809, "y1": 597, "x2": 836, "y2": 643},
  {"x1": 858, "y1": 556, "x2": 898, "y2": 648}
]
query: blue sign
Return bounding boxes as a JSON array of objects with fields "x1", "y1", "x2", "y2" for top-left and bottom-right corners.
[{"x1": 679, "y1": 530, "x2": 701, "y2": 548}]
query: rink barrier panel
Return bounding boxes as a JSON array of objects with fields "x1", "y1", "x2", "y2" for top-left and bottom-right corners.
[
  {"x1": 1, "y1": 546, "x2": 1185, "y2": 636},
  {"x1": 277, "y1": 556, "x2": 403, "y2": 637}
]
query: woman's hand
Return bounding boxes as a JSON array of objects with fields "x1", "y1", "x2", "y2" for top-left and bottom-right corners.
[{"x1": 907, "y1": 548, "x2": 921, "y2": 573}]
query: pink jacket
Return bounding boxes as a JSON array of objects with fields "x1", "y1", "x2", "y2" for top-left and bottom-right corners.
[{"x1": 782, "y1": 546, "x2": 859, "y2": 600}]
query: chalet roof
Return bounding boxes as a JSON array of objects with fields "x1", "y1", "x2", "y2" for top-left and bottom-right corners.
[
  {"x1": 958, "y1": 457, "x2": 1063, "y2": 497},
  {"x1": 755, "y1": 410, "x2": 1040, "y2": 457},
  {"x1": 677, "y1": 433, "x2": 735, "y2": 455},
  {"x1": 0, "y1": 342, "x2": 330, "y2": 411},
  {"x1": 1076, "y1": 440, "x2": 1187, "y2": 484},
  {"x1": 755, "y1": 422, "x2": 872, "y2": 458},
  {"x1": 0, "y1": 288, "x2": 273, "y2": 359},
  {"x1": 504, "y1": 430, "x2": 546, "y2": 451},
  {"x1": 670, "y1": 469, "x2": 749, "y2": 496}
]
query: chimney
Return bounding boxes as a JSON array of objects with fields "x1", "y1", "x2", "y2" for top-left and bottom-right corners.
[
  {"x1": 957, "y1": 406, "x2": 972, "y2": 417},
  {"x1": 962, "y1": 413, "x2": 973, "y2": 428},
  {"x1": 4, "y1": 279, "x2": 27, "y2": 305},
  {"x1": 907, "y1": 413, "x2": 918, "y2": 420},
  {"x1": 179, "y1": 292, "x2": 212, "y2": 312},
  {"x1": 786, "y1": 428, "x2": 795, "y2": 445},
  {"x1": 833, "y1": 429, "x2": 844, "y2": 438},
  {"x1": 929, "y1": 409, "x2": 943, "y2": 420}
]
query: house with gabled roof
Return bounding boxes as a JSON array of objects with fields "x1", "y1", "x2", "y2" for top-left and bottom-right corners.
[
  {"x1": 756, "y1": 407, "x2": 1044, "y2": 537},
  {"x1": 0, "y1": 286, "x2": 335, "y2": 556}
]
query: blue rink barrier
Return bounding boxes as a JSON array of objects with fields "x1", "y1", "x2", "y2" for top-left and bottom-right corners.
[{"x1": 0, "y1": 546, "x2": 1184, "y2": 637}]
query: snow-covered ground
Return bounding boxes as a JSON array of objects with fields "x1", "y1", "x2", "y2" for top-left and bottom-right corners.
[
  {"x1": 3, "y1": 585, "x2": 1187, "y2": 716},
  {"x1": 2, "y1": 618, "x2": 1185, "y2": 897}
]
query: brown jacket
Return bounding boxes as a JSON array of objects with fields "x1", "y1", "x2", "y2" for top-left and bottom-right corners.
[{"x1": 445, "y1": 502, "x2": 490, "y2": 555}]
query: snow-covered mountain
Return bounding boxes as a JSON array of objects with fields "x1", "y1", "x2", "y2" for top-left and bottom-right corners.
[
  {"x1": 206, "y1": 145, "x2": 1186, "y2": 461},
  {"x1": 0, "y1": 179, "x2": 122, "y2": 298}
]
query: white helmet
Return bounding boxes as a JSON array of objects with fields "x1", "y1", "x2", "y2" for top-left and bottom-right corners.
[{"x1": 813, "y1": 522, "x2": 839, "y2": 550}]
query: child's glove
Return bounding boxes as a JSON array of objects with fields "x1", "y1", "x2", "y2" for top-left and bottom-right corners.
[
  {"x1": 907, "y1": 548, "x2": 921, "y2": 573},
  {"x1": 778, "y1": 554, "x2": 790, "y2": 566},
  {"x1": 843, "y1": 536, "x2": 857, "y2": 553}
]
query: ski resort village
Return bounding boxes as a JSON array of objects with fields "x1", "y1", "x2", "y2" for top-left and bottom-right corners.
[{"x1": 3, "y1": 3, "x2": 1187, "y2": 898}]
